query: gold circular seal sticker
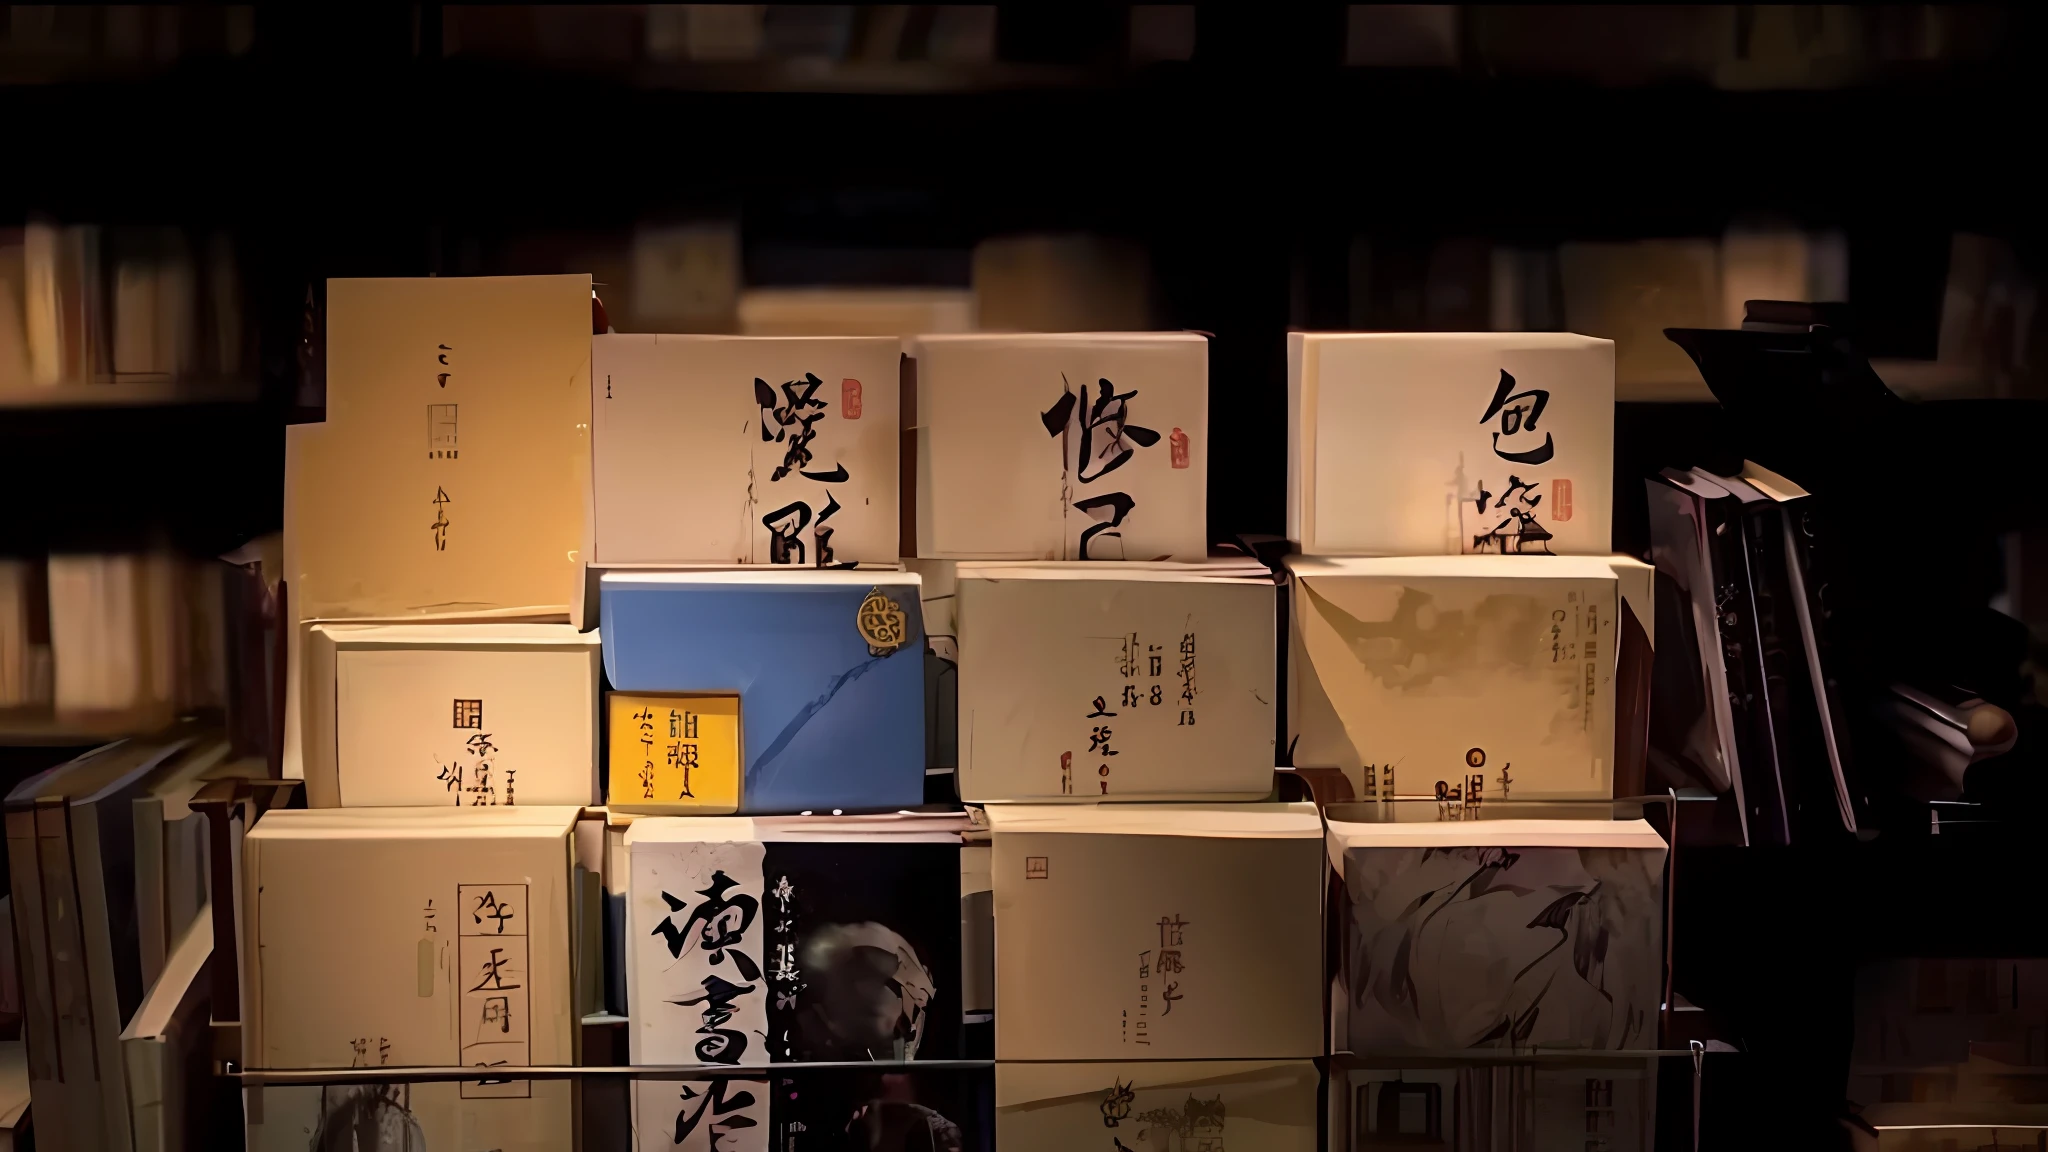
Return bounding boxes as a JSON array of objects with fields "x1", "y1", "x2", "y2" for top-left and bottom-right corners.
[{"x1": 858, "y1": 588, "x2": 910, "y2": 656}]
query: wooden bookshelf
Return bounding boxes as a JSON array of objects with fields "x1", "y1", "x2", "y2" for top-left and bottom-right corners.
[{"x1": 0, "y1": 379, "x2": 261, "y2": 410}]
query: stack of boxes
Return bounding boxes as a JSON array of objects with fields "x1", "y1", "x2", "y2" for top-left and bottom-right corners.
[
  {"x1": 1288, "y1": 332, "x2": 1667, "y2": 1150},
  {"x1": 256, "y1": 275, "x2": 600, "y2": 1150},
  {"x1": 252, "y1": 272, "x2": 1675, "y2": 1150},
  {"x1": 903, "y1": 332, "x2": 1325, "y2": 1147}
]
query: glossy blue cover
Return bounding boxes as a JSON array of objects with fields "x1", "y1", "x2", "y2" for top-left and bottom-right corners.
[{"x1": 600, "y1": 573, "x2": 925, "y2": 813}]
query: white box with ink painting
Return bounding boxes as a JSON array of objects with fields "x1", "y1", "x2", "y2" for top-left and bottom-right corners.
[
  {"x1": 953, "y1": 560, "x2": 1278, "y2": 803},
  {"x1": 987, "y1": 803, "x2": 1325, "y2": 1061},
  {"x1": 299, "y1": 623, "x2": 600, "y2": 808},
  {"x1": 1288, "y1": 331, "x2": 1614, "y2": 557},
  {"x1": 1286, "y1": 555, "x2": 1651, "y2": 803},
  {"x1": 907, "y1": 332, "x2": 1208, "y2": 562},
  {"x1": 590, "y1": 334, "x2": 902, "y2": 567}
]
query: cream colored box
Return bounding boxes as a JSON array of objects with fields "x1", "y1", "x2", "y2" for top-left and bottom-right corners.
[
  {"x1": 910, "y1": 333, "x2": 1207, "y2": 561},
  {"x1": 989, "y1": 803, "x2": 1323, "y2": 1061},
  {"x1": 998, "y1": 1060, "x2": 1318, "y2": 1151},
  {"x1": 300, "y1": 623, "x2": 599, "y2": 809},
  {"x1": 1288, "y1": 331, "x2": 1613, "y2": 556},
  {"x1": 240, "y1": 808, "x2": 581, "y2": 1149},
  {"x1": 285, "y1": 275, "x2": 590, "y2": 623},
  {"x1": 1287, "y1": 555, "x2": 1645, "y2": 802},
  {"x1": 590, "y1": 334, "x2": 901, "y2": 566},
  {"x1": 282, "y1": 275, "x2": 593, "y2": 785},
  {"x1": 955, "y1": 562, "x2": 1276, "y2": 802}
]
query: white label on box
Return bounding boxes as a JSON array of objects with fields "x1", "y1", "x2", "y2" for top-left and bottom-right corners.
[
  {"x1": 335, "y1": 647, "x2": 595, "y2": 807},
  {"x1": 592, "y1": 335, "x2": 899, "y2": 566},
  {"x1": 917, "y1": 337, "x2": 1207, "y2": 561},
  {"x1": 1304, "y1": 335, "x2": 1612, "y2": 556}
]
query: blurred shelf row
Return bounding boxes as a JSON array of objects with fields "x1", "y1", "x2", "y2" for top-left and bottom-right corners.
[{"x1": 0, "y1": 5, "x2": 2027, "y2": 92}]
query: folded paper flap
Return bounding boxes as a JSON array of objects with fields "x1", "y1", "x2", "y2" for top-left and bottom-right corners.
[
  {"x1": 958, "y1": 560, "x2": 1272, "y2": 584},
  {"x1": 612, "y1": 332, "x2": 902, "y2": 348},
  {"x1": 625, "y1": 813, "x2": 969, "y2": 845},
  {"x1": 1285, "y1": 553, "x2": 1627, "y2": 581},
  {"x1": 600, "y1": 569, "x2": 920, "y2": 590},
  {"x1": 313, "y1": 622, "x2": 599, "y2": 648},
  {"x1": 909, "y1": 331, "x2": 1209, "y2": 353},
  {"x1": 982, "y1": 801, "x2": 1319, "y2": 838},
  {"x1": 249, "y1": 806, "x2": 585, "y2": 840},
  {"x1": 1293, "y1": 330, "x2": 1613, "y2": 351},
  {"x1": 1327, "y1": 816, "x2": 1666, "y2": 850}
]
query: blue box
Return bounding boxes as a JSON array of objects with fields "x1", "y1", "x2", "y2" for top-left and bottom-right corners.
[{"x1": 599, "y1": 570, "x2": 926, "y2": 813}]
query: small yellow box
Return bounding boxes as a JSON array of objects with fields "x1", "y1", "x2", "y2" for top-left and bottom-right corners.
[{"x1": 605, "y1": 692, "x2": 742, "y2": 813}]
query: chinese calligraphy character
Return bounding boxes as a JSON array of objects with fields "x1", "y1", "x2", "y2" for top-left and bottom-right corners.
[
  {"x1": 1089, "y1": 726, "x2": 1118, "y2": 756},
  {"x1": 1177, "y1": 631, "x2": 1198, "y2": 726},
  {"x1": 1471, "y1": 474, "x2": 1554, "y2": 555},
  {"x1": 1158, "y1": 915, "x2": 1186, "y2": 948},
  {"x1": 1160, "y1": 982, "x2": 1183, "y2": 1016},
  {"x1": 1101, "y1": 1078, "x2": 1136, "y2": 1128},
  {"x1": 671, "y1": 974, "x2": 758, "y2": 1064},
  {"x1": 1480, "y1": 368, "x2": 1554, "y2": 465},
  {"x1": 674, "y1": 1080, "x2": 759, "y2": 1147},
  {"x1": 637, "y1": 705, "x2": 656, "y2": 800},
  {"x1": 431, "y1": 486, "x2": 451, "y2": 552},
  {"x1": 1087, "y1": 695, "x2": 1116, "y2": 718},
  {"x1": 470, "y1": 947, "x2": 520, "y2": 993},
  {"x1": 480, "y1": 995, "x2": 511, "y2": 1034},
  {"x1": 436, "y1": 343, "x2": 451, "y2": 388},
  {"x1": 471, "y1": 890, "x2": 515, "y2": 934},
  {"x1": 1043, "y1": 375, "x2": 1161, "y2": 560},
  {"x1": 650, "y1": 871, "x2": 762, "y2": 980},
  {"x1": 428, "y1": 403, "x2": 458, "y2": 459},
  {"x1": 452, "y1": 698, "x2": 482, "y2": 729}
]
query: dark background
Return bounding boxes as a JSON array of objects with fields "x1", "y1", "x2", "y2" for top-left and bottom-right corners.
[{"x1": 7, "y1": 6, "x2": 2048, "y2": 1148}]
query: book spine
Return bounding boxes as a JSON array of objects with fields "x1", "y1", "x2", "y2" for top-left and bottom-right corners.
[
  {"x1": 70, "y1": 797, "x2": 138, "y2": 1152},
  {"x1": 39, "y1": 800, "x2": 104, "y2": 1151},
  {"x1": 1711, "y1": 506, "x2": 1791, "y2": 845},
  {"x1": 6, "y1": 806, "x2": 67, "y2": 1151}
]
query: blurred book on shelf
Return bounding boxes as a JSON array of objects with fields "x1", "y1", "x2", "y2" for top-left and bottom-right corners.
[
  {"x1": 1844, "y1": 958, "x2": 2048, "y2": 1150},
  {"x1": 737, "y1": 286, "x2": 974, "y2": 337},
  {"x1": 0, "y1": 223, "x2": 252, "y2": 405},
  {"x1": 627, "y1": 221, "x2": 740, "y2": 334},
  {"x1": 972, "y1": 234, "x2": 1154, "y2": 331},
  {"x1": 1938, "y1": 233, "x2": 2046, "y2": 400}
]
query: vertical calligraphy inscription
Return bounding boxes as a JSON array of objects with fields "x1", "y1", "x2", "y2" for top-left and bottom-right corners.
[
  {"x1": 437, "y1": 698, "x2": 509, "y2": 806},
  {"x1": 430, "y1": 342, "x2": 455, "y2": 551},
  {"x1": 642, "y1": 840, "x2": 771, "y2": 1150},
  {"x1": 756, "y1": 374, "x2": 853, "y2": 568},
  {"x1": 1466, "y1": 369, "x2": 1559, "y2": 555},
  {"x1": 458, "y1": 883, "x2": 530, "y2": 1099},
  {"x1": 1043, "y1": 374, "x2": 1161, "y2": 560}
]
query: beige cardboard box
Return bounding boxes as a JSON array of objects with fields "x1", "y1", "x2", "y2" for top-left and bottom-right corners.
[
  {"x1": 955, "y1": 562, "x2": 1276, "y2": 802},
  {"x1": 989, "y1": 803, "x2": 1323, "y2": 1061},
  {"x1": 1288, "y1": 332, "x2": 1613, "y2": 556},
  {"x1": 1288, "y1": 555, "x2": 1646, "y2": 801},
  {"x1": 241, "y1": 807, "x2": 581, "y2": 1149},
  {"x1": 909, "y1": 333, "x2": 1207, "y2": 562},
  {"x1": 590, "y1": 334, "x2": 901, "y2": 567},
  {"x1": 282, "y1": 275, "x2": 593, "y2": 783},
  {"x1": 300, "y1": 624, "x2": 599, "y2": 809}
]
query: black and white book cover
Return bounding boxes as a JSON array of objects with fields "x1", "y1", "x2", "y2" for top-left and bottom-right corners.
[{"x1": 627, "y1": 817, "x2": 964, "y2": 1151}]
